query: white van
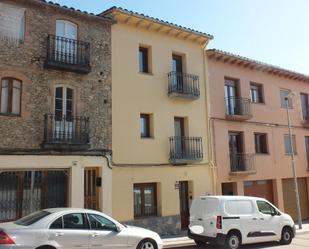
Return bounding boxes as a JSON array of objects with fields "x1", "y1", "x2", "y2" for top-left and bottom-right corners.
[{"x1": 188, "y1": 196, "x2": 295, "y2": 249}]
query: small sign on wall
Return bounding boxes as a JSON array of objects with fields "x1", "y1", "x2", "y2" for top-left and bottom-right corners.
[{"x1": 175, "y1": 181, "x2": 180, "y2": 189}]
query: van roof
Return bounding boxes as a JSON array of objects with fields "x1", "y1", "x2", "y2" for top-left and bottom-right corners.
[{"x1": 198, "y1": 195, "x2": 267, "y2": 201}]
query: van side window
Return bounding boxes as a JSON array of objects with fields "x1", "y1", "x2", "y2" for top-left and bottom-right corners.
[{"x1": 256, "y1": 201, "x2": 275, "y2": 215}]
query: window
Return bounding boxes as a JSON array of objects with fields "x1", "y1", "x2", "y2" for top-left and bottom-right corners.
[
  {"x1": 256, "y1": 200, "x2": 276, "y2": 215},
  {"x1": 63, "y1": 213, "x2": 88, "y2": 230},
  {"x1": 140, "y1": 114, "x2": 151, "y2": 138},
  {"x1": 254, "y1": 133, "x2": 268, "y2": 154},
  {"x1": 1, "y1": 78, "x2": 22, "y2": 115},
  {"x1": 250, "y1": 83, "x2": 264, "y2": 103},
  {"x1": 50, "y1": 217, "x2": 63, "y2": 229},
  {"x1": 301, "y1": 93, "x2": 309, "y2": 120},
  {"x1": 88, "y1": 213, "x2": 117, "y2": 231},
  {"x1": 280, "y1": 89, "x2": 292, "y2": 108},
  {"x1": 15, "y1": 211, "x2": 51, "y2": 226},
  {"x1": 0, "y1": 3, "x2": 25, "y2": 42},
  {"x1": 284, "y1": 135, "x2": 297, "y2": 155},
  {"x1": 225, "y1": 200, "x2": 253, "y2": 215},
  {"x1": 134, "y1": 183, "x2": 157, "y2": 218},
  {"x1": 305, "y1": 137, "x2": 309, "y2": 169},
  {"x1": 139, "y1": 47, "x2": 149, "y2": 73}
]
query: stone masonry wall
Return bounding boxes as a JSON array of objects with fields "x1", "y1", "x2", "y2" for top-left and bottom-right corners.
[{"x1": 0, "y1": 0, "x2": 112, "y2": 151}]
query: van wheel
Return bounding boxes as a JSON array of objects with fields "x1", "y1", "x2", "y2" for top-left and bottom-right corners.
[
  {"x1": 194, "y1": 240, "x2": 206, "y2": 247},
  {"x1": 280, "y1": 227, "x2": 292, "y2": 245},
  {"x1": 225, "y1": 233, "x2": 240, "y2": 249}
]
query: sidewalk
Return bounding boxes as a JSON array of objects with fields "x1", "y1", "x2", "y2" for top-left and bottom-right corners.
[{"x1": 162, "y1": 222, "x2": 309, "y2": 248}]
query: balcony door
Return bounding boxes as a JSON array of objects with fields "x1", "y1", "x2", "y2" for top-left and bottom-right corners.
[
  {"x1": 174, "y1": 117, "x2": 185, "y2": 158},
  {"x1": 56, "y1": 20, "x2": 77, "y2": 63},
  {"x1": 301, "y1": 93, "x2": 309, "y2": 120},
  {"x1": 225, "y1": 79, "x2": 238, "y2": 115},
  {"x1": 54, "y1": 86, "x2": 74, "y2": 142},
  {"x1": 172, "y1": 55, "x2": 183, "y2": 91},
  {"x1": 229, "y1": 132, "x2": 244, "y2": 171}
]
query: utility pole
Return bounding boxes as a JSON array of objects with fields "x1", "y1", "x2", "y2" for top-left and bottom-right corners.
[{"x1": 285, "y1": 93, "x2": 302, "y2": 229}]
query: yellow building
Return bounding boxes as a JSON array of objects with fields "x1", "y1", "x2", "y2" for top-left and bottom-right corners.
[{"x1": 101, "y1": 7, "x2": 214, "y2": 235}]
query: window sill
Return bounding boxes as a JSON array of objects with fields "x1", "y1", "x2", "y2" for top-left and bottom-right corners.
[
  {"x1": 141, "y1": 137, "x2": 155, "y2": 140},
  {"x1": 134, "y1": 215, "x2": 158, "y2": 220},
  {"x1": 251, "y1": 102, "x2": 266, "y2": 105},
  {"x1": 138, "y1": 72, "x2": 154, "y2": 76},
  {"x1": 285, "y1": 153, "x2": 298, "y2": 156},
  {"x1": 255, "y1": 153, "x2": 270, "y2": 155},
  {"x1": 0, "y1": 113, "x2": 21, "y2": 117}
]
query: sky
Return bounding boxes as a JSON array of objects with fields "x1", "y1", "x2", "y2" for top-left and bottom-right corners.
[{"x1": 55, "y1": 0, "x2": 309, "y2": 75}]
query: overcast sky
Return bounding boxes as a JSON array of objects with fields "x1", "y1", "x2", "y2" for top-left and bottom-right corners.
[{"x1": 56, "y1": 0, "x2": 309, "y2": 75}]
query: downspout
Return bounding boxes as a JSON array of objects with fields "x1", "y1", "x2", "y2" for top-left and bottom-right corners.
[{"x1": 202, "y1": 43, "x2": 217, "y2": 195}]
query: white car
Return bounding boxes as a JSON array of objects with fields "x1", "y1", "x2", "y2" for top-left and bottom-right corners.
[
  {"x1": 0, "y1": 208, "x2": 163, "y2": 249},
  {"x1": 188, "y1": 196, "x2": 295, "y2": 249}
]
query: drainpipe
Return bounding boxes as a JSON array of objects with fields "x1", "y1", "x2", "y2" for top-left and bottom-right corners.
[{"x1": 202, "y1": 43, "x2": 217, "y2": 195}]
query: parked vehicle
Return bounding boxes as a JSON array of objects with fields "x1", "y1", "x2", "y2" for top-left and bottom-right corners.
[
  {"x1": 188, "y1": 195, "x2": 295, "y2": 249},
  {"x1": 0, "y1": 208, "x2": 163, "y2": 249}
]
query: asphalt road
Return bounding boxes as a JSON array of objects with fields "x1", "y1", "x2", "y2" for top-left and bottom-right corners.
[{"x1": 172, "y1": 232, "x2": 309, "y2": 249}]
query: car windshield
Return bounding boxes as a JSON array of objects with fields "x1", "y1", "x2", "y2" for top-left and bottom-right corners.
[{"x1": 15, "y1": 211, "x2": 51, "y2": 226}]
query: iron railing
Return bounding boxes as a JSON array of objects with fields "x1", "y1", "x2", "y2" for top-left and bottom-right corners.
[
  {"x1": 168, "y1": 71, "x2": 200, "y2": 98},
  {"x1": 45, "y1": 35, "x2": 91, "y2": 73},
  {"x1": 225, "y1": 97, "x2": 252, "y2": 117},
  {"x1": 169, "y1": 136, "x2": 203, "y2": 163},
  {"x1": 230, "y1": 153, "x2": 255, "y2": 173},
  {"x1": 44, "y1": 114, "x2": 89, "y2": 145}
]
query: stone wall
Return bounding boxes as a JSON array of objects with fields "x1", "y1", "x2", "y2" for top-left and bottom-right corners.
[
  {"x1": 124, "y1": 215, "x2": 182, "y2": 236},
  {"x1": 0, "y1": 0, "x2": 112, "y2": 151}
]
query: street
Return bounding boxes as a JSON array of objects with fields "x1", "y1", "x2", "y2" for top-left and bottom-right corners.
[{"x1": 170, "y1": 233, "x2": 309, "y2": 249}]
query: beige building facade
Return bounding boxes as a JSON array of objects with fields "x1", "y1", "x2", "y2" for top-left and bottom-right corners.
[
  {"x1": 101, "y1": 7, "x2": 214, "y2": 235},
  {"x1": 207, "y1": 49, "x2": 309, "y2": 221}
]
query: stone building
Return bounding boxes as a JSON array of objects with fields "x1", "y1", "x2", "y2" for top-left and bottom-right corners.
[{"x1": 0, "y1": 0, "x2": 113, "y2": 221}]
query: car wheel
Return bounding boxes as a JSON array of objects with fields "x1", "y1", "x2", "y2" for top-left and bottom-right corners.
[
  {"x1": 137, "y1": 239, "x2": 157, "y2": 249},
  {"x1": 225, "y1": 233, "x2": 240, "y2": 249},
  {"x1": 194, "y1": 239, "x2": 206, "y2": 247},
  {"x1": 280, "y1": 227, "x2": 292, "y2": 245}
]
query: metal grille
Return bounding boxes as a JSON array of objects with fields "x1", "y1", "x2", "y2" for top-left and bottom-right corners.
[
  {"x1": 225, "y1": 97, "x2": 252, "y2": 116},
  {"x1": 168, "y1": 71, "x2": 200, "y2": 98},
  {"x1": 0, "y1": 170, "x2": 68, "y2": 222},
  {"x1": 230, "y1": 153, "x2": 255, "y2": 172}
]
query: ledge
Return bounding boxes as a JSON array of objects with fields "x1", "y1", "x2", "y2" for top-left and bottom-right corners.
[{"x1": 229, "y1": 170, "x2": 257, "y2": 176}]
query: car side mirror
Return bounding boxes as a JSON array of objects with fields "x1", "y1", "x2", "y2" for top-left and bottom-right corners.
[{"x1": 115, "y1": 225, "x2": 122, "y2": 233}]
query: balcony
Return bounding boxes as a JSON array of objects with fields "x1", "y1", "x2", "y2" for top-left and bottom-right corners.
[
  {"x1": 225, "y1": 97, "x2": 252, "y2": 121},
  {"x1": 229, "y1": 153, "x2": 256, "y2": 175},
  {"x1": 43, "y1": 114, "x2": 90, "y2": 150},
  {"x1": 168, "y1": 72, "x2": 200, "y2": 100},
  {"x1": 44, "y1": 35, "x2": 91, "y2": 74},
  {"x1": 169, "y1": 136, "x2": 203, "y2": 164}
]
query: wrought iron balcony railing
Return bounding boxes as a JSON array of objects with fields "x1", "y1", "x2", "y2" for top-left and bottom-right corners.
[
  {"x1": 225, "y1": 97, "x2": 252, "y2": 120},
  {"x1": 168, "y1": 71, "x2": 200, "y2": 99},
  {"x1": 169, "y1": 136, "x2": 203, "y2": 164},
  {"x1": 230, "y1": 153, "x2": 255, "y2": 174},
  {"x1": 43, "y1": 114, "x2": 90, "y2": 150},
  {"x1": 45, "y1": 35, "x2": 91, "y2": 74}
]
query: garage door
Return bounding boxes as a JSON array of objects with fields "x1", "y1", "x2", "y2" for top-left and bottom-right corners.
[
  {"x1": 244, "y1": 180, "x2": 274, "y2": 204},
  {"x1": 282, "y1": 178, "x2": 309, "y2": 220}
]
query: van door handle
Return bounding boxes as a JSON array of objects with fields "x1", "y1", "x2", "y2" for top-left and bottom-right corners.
[
  {"x1": 252, "y1": 218, "x2": 258, "y2": 220},
  {"x1": 260, "y1": 218, "x2": 264, "y2": 220},
  {"x1": 91, "y1": 233, "x2": 100, "y2": 238},
  {"x1": 198, "y1": 218, "x2": 203, "y2": 221}
]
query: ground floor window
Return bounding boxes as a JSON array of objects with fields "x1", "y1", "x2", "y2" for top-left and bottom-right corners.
[
  {"x1": 0, "y1": 170, "x2": 68, "y2": 222},
  {"x1": 133, "y1": 183, "x2": 157, "y2": 218}
]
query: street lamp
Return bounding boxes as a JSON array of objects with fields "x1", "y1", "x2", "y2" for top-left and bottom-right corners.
[{"x1": 285, "y1": 92, "x2": 302, "y2": 229}]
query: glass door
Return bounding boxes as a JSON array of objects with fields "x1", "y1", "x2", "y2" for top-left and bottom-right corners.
[
  {"x1": 225, "y1": 79, "x2": 238, "y2": 115},
  {"x1": 56, "y1": 20, "x2": 77, "y2": 63},
  {"x1": 229, "y1": 132, "x2": 244, "y2": 171},
  {"x1": 174, "y1": 117, "x2": 185, "y2": 159},
  {"x1": 54, "y1": 86, "x2": 74, "y2": 142},
  {"x1": 172, "y1": 55, "x2": 183, "y2": 92}
]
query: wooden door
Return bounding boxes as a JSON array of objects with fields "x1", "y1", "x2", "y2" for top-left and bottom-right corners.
[
  {"x1": 84, "y1": 168, "x2": 100, "y2": 210},
  {"x1": 179, "y1": 181, "x2": 189, "y2": 229}
]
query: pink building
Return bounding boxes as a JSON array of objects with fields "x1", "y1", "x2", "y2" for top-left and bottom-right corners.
[{"x1": 207, "y1": 49, "x2": 309, "y2": 220}]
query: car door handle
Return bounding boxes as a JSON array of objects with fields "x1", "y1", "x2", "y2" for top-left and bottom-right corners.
[
  {"x1": 91, "y1": 233, "x2": 100, "y2": 238},
  {"x1": 260, "y1": 218, "x2": 264, "y2": 220},
  {"x1": 252, "y1": 218, "x2": 258, "y2": 220},
  {"x1": 55, "y1": 232, "x2": 64, "y2": 237},
  {"x1": 198, "y1": 218, "x2": 203, "y2": 221}
]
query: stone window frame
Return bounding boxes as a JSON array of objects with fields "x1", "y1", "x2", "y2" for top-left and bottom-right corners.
[{"x1": 0, "y1": 77, "x2": 22, "y2": 116}]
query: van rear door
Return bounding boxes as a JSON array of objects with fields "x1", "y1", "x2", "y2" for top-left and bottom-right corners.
[{"x1": 189, "y1": 197, "x2": 218, "y2": 237}]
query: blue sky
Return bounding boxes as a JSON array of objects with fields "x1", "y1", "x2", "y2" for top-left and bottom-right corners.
[{"x1": 55, "y1": 0, "x2": 309, "y2": 74}]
